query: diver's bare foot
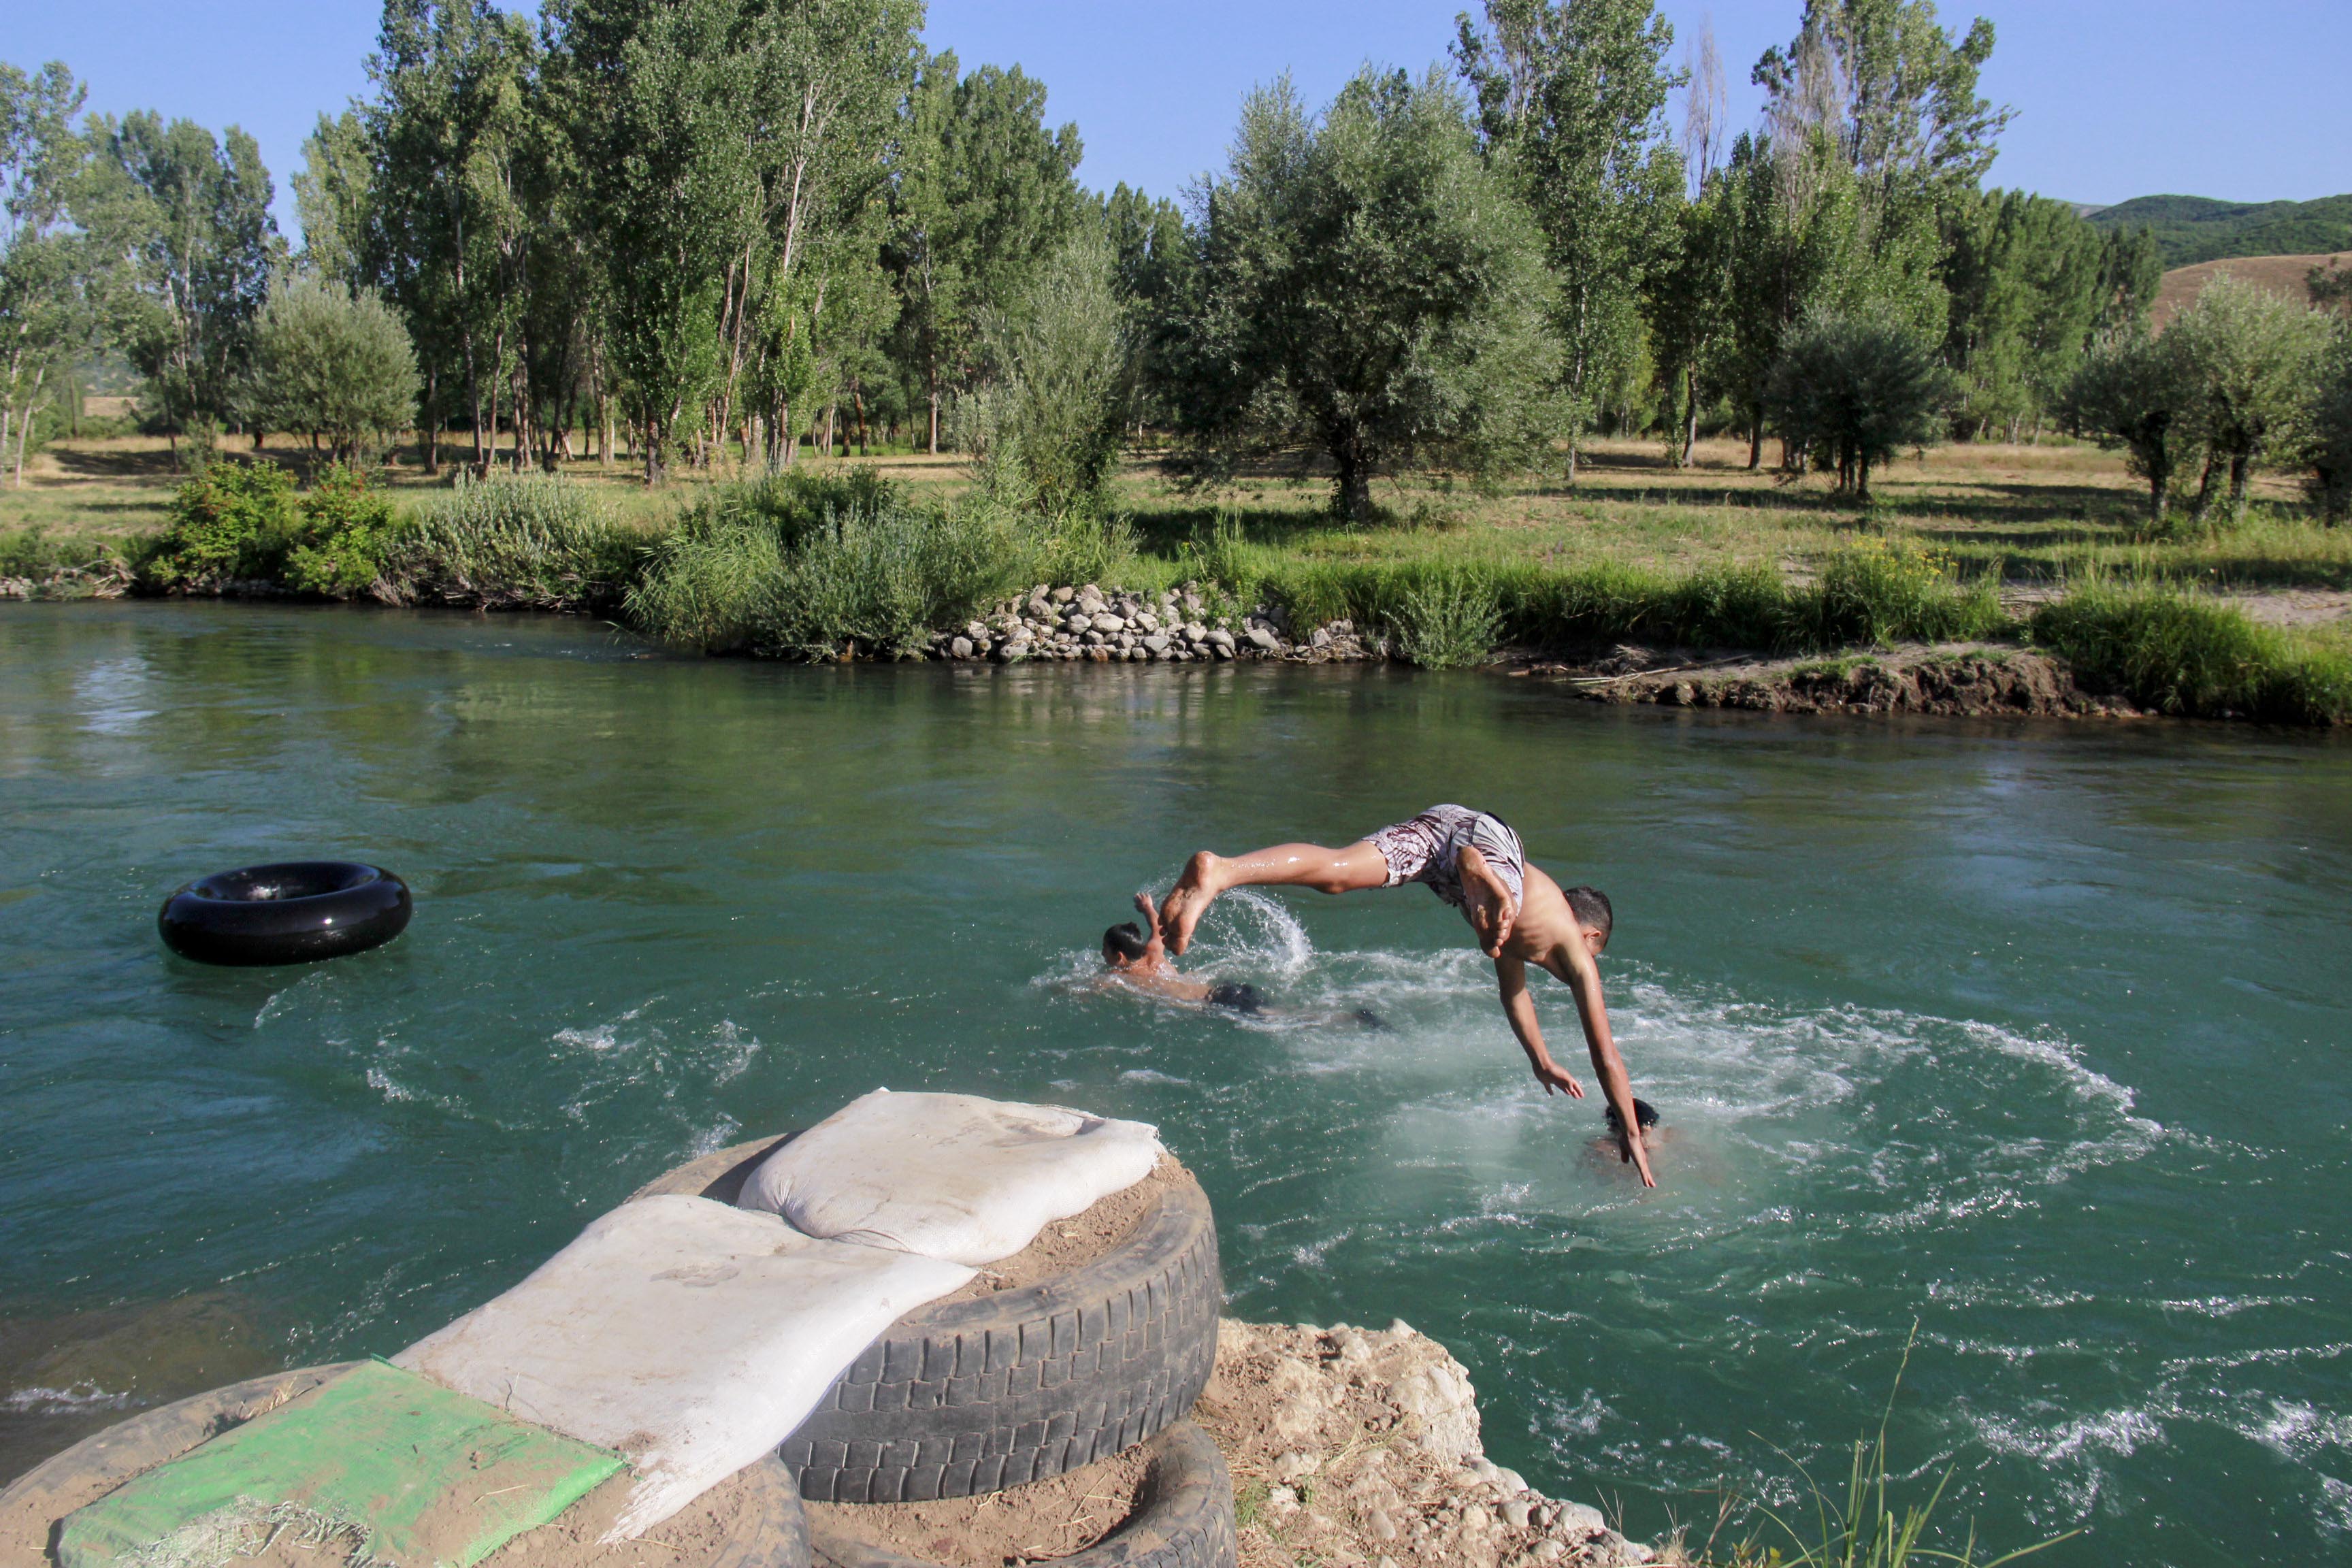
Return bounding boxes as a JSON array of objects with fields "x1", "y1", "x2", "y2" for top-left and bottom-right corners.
[
  {"x1": 1158, "y1": 851, "x2": 1223, "y2": 955},
  {"x1": 1459, "y1": 845, "x2": 1519, "y2": 958}
]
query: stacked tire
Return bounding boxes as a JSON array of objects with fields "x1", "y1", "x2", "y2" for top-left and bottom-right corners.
[{"x1": 639, "y1": 1134, "x2": 1237, "y2": 1568}]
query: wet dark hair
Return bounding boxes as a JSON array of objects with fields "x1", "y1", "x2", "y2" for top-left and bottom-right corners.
[
  {"x1": 1565, "y1": 885, "x2": 1613, "y2": 943},
  {"x1": 1102, "y1": 921, "x2": 1150, "y2": 962},
  {"x1": 1605, "y1": 1096, "x2": 1660, "y2": 1132}
]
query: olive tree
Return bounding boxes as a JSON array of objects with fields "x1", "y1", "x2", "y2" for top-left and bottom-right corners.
[
  {"x1": 2165, "y1": 273, "x2": 2328, "y2": 521},
  {"x1": 1169, "y1": 67, "x2": 1561, "y2": 523},
  {"x1": 2065, "y1": 330, "x2": 2191, "y2": 523},
  {"x1": 1765, "y1": 309, "x2": 1953, "y2": 500},
  {"x1": 246, "y1": 276, "x2": 421, "y2": 463},
  {"x1": 2308, "y1": 322, "x2": 2352, "y2": 523}
]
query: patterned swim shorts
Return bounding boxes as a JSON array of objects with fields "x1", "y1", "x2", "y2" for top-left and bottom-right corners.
[{"x1": 1369, "y1": 804, "x2": 1526, "y2": 918}]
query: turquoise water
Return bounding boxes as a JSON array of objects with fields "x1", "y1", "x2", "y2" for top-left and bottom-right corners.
[{"x1": 3, "y1": 602, "x2": 2349, "y2": 1566}]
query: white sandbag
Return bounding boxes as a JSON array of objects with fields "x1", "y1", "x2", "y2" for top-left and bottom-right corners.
[
  {"x1": 738, "y1": 1090, "x2": 1163, "y2": 1267},
  {"x1": 393, "y1": 1195, "x2": 973, "y2": 1541}
]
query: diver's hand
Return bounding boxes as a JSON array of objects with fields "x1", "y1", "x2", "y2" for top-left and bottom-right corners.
[
  {"x1": 1531, "y1": 1056, "x2": 1584, "y2": 1098},
  {"x1": 1620, "y1": 1129, "x2": 1658, "y2": 1188}
]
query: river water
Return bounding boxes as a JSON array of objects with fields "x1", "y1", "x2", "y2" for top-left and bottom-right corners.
[{"x1": 2, "y1": 602, "x2": 2347, "y2": 1565}]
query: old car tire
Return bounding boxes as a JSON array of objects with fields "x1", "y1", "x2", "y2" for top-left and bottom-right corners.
[
  {"x1": 0, "y1": 1362, "x2": 811, "y2": 1568},
  {"x1": 808, "y1": 1420, "x2": 1235, "y2": 1568},
  {"x1": 633, "y1": 1136, "x2": 1224, "y2": 1505}
]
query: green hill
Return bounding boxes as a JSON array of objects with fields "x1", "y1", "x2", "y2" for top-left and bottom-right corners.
[{"x1": 2086, "y1": 193, "x2": 2352, "y2": 267}]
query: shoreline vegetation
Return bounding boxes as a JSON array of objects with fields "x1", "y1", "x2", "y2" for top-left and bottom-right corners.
[{"x1": 3, "y1": 442, "x2": 2346, "y2": 725}]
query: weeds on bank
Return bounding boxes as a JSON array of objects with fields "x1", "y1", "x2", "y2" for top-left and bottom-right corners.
[
  {"x1": 627, "y1": 472, "x2": 1026, "y2": 657},
  {"x1": 380, "y1": 471, "x2": 636, "y2": 611},
  {"x1": 2028, "y1": 578, "x2": 2352, "y2": 723},
  {"x1": 1693, "y1": 1329, "x2": 2077, "y2": 1568}
]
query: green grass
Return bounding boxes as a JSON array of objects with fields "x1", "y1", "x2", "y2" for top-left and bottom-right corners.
[
  {"x1": 2028, "y1": 581, "x2": 2352, "y2": 723},
  {"x1": 378, "y1": 471, "x2": 642, "y2": 612}
]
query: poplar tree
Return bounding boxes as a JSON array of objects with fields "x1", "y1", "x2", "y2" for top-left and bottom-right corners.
[
  {"x1": 887, "y1": 51, "x2": 1083, "y2": 455},
  {"x1": 79, "y1": 110, "x2": 282, "y2": 464},
  {"x1": 1, "y1": 61, "x2": 91, "y2": 485},
  {"x1": 1454, "y1": 0, "x2": 1683, "y2": 480}
]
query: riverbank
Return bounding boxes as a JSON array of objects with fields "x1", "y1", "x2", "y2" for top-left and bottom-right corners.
[
  {"x1": 1199, "y1": 1320, "x2": 1654, "y2": 1568},
  {"x1": 5, "y1": 444, "x2": 2348, "y2": 723}
]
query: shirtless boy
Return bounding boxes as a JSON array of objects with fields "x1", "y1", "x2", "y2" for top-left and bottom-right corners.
[
  {"x1": 1156, "y1": 804, "x2": 1656, "y2": 1186},
  {"x1": 1100, "y1": 892, "x2": 1269, "y2": 1014}
]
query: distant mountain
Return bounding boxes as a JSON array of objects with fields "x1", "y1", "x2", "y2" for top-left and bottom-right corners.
[{"x1": 2087, "y1": 193, "x2": 2352, "y2": 267}]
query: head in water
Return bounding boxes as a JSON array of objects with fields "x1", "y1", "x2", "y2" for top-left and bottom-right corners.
[
  {"x1": 1565, "y1": 885, "x2": 1613, "y2": 955},
  {"x1": 1604, "y1": 1096, "x2": 1661, "y2": 1133},
  {"x1": 1102, "y1": 921, "x2": 1153, "y2": 970}
]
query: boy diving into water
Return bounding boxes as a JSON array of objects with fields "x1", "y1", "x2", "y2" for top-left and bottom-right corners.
[{"x1": 1155, "y1": 804, "x2": 1656, "y2": 1186}]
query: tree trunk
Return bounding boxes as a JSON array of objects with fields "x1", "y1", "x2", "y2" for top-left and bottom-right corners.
[
  {"x1": 2227, "y1": 451, "x2": 2251, "y2": 512},
  {"x1": 1748, "y1": 401, "x2": 1764, "y2": 470},
  {"x1": 1333, "y1": 436, "x2": 1371, "y2": 523},
  {"x1": 1855, "y1": 455, "x2": 1872, "y2": 504},
  {"x1": 2193, "y1": 453, "x2": 2219, "y2": 521},
  {"x1": 928, "y1": 387, "x2": 939, "y2": 456}
]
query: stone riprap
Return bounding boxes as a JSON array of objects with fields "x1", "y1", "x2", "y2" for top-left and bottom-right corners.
[{"x1": 926, "y1": 582, "x2": 1379, "y2": 665}]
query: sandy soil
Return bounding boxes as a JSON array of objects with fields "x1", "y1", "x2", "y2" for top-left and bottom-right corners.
[
  {"x1": 936, "y1": 1154, "x2": 1186, "y2": 1303},
  {"x1": 479, "y1": 1464, "x2": 779, "y2": 1568},
  {"x1": 808, "y1": 1446, "x2": 1152, "y2": 1566}
]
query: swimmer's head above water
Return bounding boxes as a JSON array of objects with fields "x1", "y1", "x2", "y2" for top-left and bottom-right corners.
[
  {"x1": 1603, "y1": 1096, "x2": 1659, "y2": 1133},
  {"x1": 1102, "y1": 920, "x2": 1156, "y2": 970}
]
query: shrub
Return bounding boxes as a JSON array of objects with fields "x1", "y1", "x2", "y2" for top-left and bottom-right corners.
[
  {"x1": 2029, "y1": 581, "x2": 2351, "y2": 723},
  {"x1": 627, "y1": 476, "x2": 1027, "y2": 658},
  {"x1": 1388, "y1": 570, "x2": 1503, "y2": 668},
  {"x1": 378, "y1": 472, "x2": 636, "y2": 610},
  {"x1": 142, "y1": 461, "x2": 303, "y2": 590},
  {"x1": 1794, "y1": 540, "x2": 2006, "y2": 649},
  {"x1": 284, "y1": 466, "x2": 399, "y2": 597}
]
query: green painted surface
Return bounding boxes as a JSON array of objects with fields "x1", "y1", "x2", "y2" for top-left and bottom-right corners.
[{"x1": 57, "y1": 1360, "x2": 621, "y2": 1567}]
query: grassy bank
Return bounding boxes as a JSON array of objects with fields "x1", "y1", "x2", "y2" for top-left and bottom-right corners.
[{"x1": 6, "y1": 435, "x2": 2348, "y2": 723}]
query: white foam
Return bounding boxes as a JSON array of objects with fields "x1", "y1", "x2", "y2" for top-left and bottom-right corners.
[{"x1": 4, "y1": 1383, "x2": 136, "y2": 1414}]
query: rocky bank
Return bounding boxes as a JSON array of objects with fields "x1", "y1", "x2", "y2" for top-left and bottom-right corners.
[
  {"x1": 1197, "y1": 1320, "x2": 1655, "y2": 1568},
  {"x1": 1512, "y1": 641, "x2": 2138, "y2": 719},
  {"x1": 925, "y1": 582, "x2": 1379, "y2": 664}
]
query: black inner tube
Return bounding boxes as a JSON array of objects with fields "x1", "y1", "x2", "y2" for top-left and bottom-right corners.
[{"x1": 159, "y1": 861, "x2": 412, "y2": 967}]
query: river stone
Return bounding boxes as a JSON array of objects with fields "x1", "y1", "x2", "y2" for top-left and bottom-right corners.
[
  {"x1": 1247, "y1": 625, "x2": 1279, "y2": 651},
  {"x1": 1143, "y1": 635, "x2": 1172, "y2": 655},
  {"x1": 1206, "y1": 628, "x2": 1235, "y2": 651},
  {"x1": 1092, "y1": 613, "x2": 1126, "y2": 634},
  {"x1": 949, "y1": 636, "x2": 974, "y2": 660},
  {"x1": 1050, "y1": 585, "x2": 1075, "y2": 604}
]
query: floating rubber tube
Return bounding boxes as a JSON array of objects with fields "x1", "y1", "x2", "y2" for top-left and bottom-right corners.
[{"x1": 157, "y1": 862, "x2": 412, "y2": 966}]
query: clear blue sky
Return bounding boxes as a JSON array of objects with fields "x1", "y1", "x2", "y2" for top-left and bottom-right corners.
[{"x1": 10, "y1": 1, "x2": 2349, "y2": 243}]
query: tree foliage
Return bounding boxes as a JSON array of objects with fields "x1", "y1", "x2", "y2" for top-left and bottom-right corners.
[
  {"x1": 244, "y1": 275, "x2": 421, "y2": 463},
  {"x1": 2065, "y1": 330, "x2": 2191, "y2": 522},
  {"x1": 1169, "y1": 68, "x2": 1562, "y2": 523},
  {"x1": 1765, "y1": 308, "x2": 1954, "y2": 498},
  {"x1": 80, "y1": 109, "x2": 282, "y2": 460},
  {"x1": 1, "y1": 60, "x2": 91, "y2": 484},
  {"x1": 2163, "y1": 272, "x2": 2329, "y2": 519},
  {"x1": 1454, "y1": 0, "x2": 1682, "y2": 477}
]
